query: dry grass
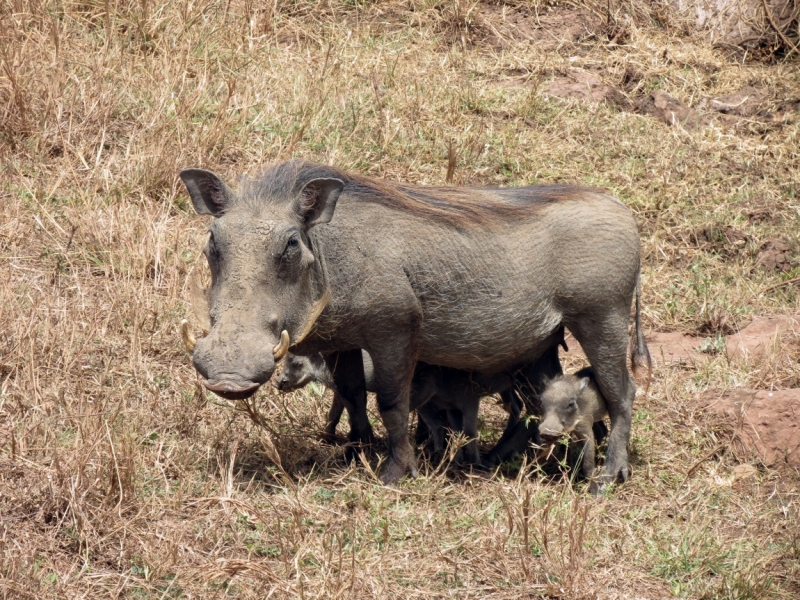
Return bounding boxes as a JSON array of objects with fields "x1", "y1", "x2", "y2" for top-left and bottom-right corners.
[{"x1": 1, "y1": 0, "x2": 800, "y2": 597}]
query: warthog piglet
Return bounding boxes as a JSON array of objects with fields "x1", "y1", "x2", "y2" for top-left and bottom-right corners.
[{"x1": 539, "y1": 367, "x2": 609, "y2": 490}]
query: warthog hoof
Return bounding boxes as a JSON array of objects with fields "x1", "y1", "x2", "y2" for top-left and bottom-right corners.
[
  {"x1": 318, "y1": 430, "x2": 346, "y2": 445},
  {"x1": 380, "y1": 458, "x2": 418, "y2": 484},
  {"x1": 380, "y1": 443, "x2": 418, "y2": 484},
  {"x1": 343, "y1": 431, "x2": 376, "y2": 462},
  {"x1": 593, "y1": 462, "x2": 631, "y2": 495}
]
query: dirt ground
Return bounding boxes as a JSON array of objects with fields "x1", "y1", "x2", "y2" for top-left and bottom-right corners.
[{"x1": 1, "y1": 1, "x2": 800, "y2": 598}]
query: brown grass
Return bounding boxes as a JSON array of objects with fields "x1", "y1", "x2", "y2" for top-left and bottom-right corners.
[{"x1": 1, "y1": 0, "x2": 799, "y2": 597}]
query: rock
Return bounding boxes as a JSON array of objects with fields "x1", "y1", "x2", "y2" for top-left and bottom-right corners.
[
  {"x1": 710, "y1": 86, "x2": 770, "y2": 117},
  {"x1": 755, "y1": 240, "x2": 794, "y2": 272},
  {"x1": 701, "y1": 388, "x2": 800, "y2": 468},
  {"x1": 726, "y1": 314, "x2": 799, "y2": 357},
  {"x1": 544, "y1": 71, "x2": 632, "y2": 109},
  {"x1": 639, "y1": 91, "x2": 710, "y2": 131}
]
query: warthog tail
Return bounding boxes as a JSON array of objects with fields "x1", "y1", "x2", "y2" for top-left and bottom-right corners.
[{"x1": 630, "y1": 272, "x2": 652, "y2": 393}]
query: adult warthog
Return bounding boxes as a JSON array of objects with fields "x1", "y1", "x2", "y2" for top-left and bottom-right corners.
[{"x1": 180, "y1": 160, "x2": 650, "y2": 488}]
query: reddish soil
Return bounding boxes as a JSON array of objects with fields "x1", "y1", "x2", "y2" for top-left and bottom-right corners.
[
  {"x1": 648, "y1": 313, "x2": 800, "y2": 364},
  {"x1": 755, "y1": 239, "x2": 795, "y2": 272},
  {"x1": 699, "y1": 388, "x2": 800, "y2": 469},
  {"x1": 638, "y1": 90, "x2": 711, "y2": 131},
  {"x1": 480, "y1": 5, "x2": 601, "y2": 49},
  {"x1": 726, "y1": 314, "x2": 800, "y2": 357},
  {"x1": 565, "y1": 314, "x2": 799, "y2": 366}
]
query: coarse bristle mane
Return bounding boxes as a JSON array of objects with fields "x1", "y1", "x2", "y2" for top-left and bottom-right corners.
[{"x1": 238, "y1": 160, "x2": 594, "y2": 228}]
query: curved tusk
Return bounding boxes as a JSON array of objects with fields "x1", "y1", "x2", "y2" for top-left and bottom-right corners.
[
  {"x1": 180, "y1": 319, "x2": 197, "y2": 353},
  {"x1": 273, "y1": 330, "x2": 290, "y2": 362},
  {"x1": 292, "y1": 288, "x2": 331, "y2": 347}
]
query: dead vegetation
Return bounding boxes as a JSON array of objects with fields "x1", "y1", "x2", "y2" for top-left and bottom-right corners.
[{"x1": 1, "y1": 0, "x2": 799, "y2": 597}]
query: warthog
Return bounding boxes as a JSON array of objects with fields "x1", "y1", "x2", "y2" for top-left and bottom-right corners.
[
  {"x1": 409, "y1": 363, "x2": 520, "y2": 464},
  {"x1": 180, "y1": 160, "x2": 650, "y2": 488},
  {"x1": 275, "y1": 351, "x2": 374, "y2": 443},
  {"x1": 539, "y1": 367, "x2": 609, "y2": 491},
  {"x1": 275, "y1": 351, "x2": 524, "y2": 465}
]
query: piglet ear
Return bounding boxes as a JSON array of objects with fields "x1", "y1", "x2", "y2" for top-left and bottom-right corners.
[
  {"x1": 179, "y1": 169, "x2": 234, "y2": 216},
  {"x1": 295, "y1": 178, "x2": 344, "y2": 229},
  {"x1": 578, "y1": 377, "x2": 590, "y2": 393}
]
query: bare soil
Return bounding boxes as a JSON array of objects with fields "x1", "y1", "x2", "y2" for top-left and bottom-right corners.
[{"x1": 699, "y1": 388, "x2": 800, "y2": 468}]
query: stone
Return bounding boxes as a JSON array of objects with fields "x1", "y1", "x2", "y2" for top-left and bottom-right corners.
[{"x1": 639, "y1": 91, "x2": 710, "y2": 131}]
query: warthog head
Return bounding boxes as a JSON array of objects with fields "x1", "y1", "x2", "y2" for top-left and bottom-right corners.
[
  {"x1": 179, "y1": 163, "x2": 341, "y2": 400},
  {"x1": 538, "y1": 374, "x2": 590, "y2": 442},
  {"x1": 273, "y1": 353, "x2": 329, "y2": 392}
]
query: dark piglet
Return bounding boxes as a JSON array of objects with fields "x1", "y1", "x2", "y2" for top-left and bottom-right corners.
[
  {"x1": 275, "y1": 351, "x2": 374, "y2": 443},
  {"x1": 276, "y1": 351, "x2": 523, "y2": 465},
  {"x1": 408, "y1": 365, "x2": 521, "y2": 465}
]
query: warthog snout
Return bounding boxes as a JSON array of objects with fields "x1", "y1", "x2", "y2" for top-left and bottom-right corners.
[
  {"x1": 192, "y1": 329, "x2": 283, "y2": 400},
  {"x1": 539, "y1": 426, "x2": 568, "y2": 443},
  {"x1": 273, "y1": 376, "x2": 290, "y2": 392}
]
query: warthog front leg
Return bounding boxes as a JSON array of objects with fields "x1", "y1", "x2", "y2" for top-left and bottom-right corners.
[
  {"x1": 325, "y1": 350, "x2": 374, "y2": 459},
  {"x1": 321, "y1": 391, "x2": 345, "y2": 443},
  {"x1": 370, "y1": 344, "x2": 419, "y2": 485},
  {"x1": 378, "y1": 400, "x2": 417, "y2": 484}
]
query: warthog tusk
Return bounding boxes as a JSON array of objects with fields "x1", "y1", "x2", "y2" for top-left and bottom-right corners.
[
  {"x1": 180, "y1": 319, "x2": 197, "y2": 353},
  {"x1": 273, "y1": 330, "x2": 290, "y2": 362},
  {"x1": 189, "y1": 269, "x2": 211, "y2": 332},
  {"x1": 292, "y1": 288, "x2": 331, "y2": 347}
]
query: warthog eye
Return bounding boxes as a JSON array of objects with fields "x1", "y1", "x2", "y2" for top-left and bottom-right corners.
[
  {"x1": 567, "y1": 400, "x2": 578, "y2": 411},
  {"x1": 282, "y1": 235, "x2": 300, "y2": 257}
]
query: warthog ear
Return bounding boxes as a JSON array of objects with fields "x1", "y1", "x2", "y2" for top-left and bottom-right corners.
[
  {"x1": 295, "y1": 178, "x2": 344, "y2": 229},
  {"x1": 577, "y1": 377, "x2": 590, "y2": 393},
  {"x1": 539, "y1": 374, "x2": 553, "y2": 390},
  {"x1": 179, "y1": 169, "x2": 233, "y2": 216}
]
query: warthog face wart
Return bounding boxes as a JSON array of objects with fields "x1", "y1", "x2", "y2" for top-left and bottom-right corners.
[{"x1": 179, "y1": 167, "x2": 342, "y2": 400}]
